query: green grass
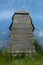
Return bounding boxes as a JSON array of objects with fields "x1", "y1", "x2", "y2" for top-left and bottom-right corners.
[
  {"x1": 0, "y1": 49, "x2": 43, "y2": 65},
  {"x1": 0, "y1": 40, "x2": 43, "y2": 65}
]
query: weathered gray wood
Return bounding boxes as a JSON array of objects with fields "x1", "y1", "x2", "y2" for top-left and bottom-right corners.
[{"x1": 8, "y1": 11, "x2": 35, "y2": 53}]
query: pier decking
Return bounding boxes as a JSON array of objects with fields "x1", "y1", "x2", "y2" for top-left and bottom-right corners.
[{"x1": 8, "y1": 11, "x2": 35, "y2": 53}]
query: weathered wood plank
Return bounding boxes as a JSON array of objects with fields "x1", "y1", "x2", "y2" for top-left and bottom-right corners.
[{"x1": 8, "y1": 11, "x2": 35, "y2": 53}]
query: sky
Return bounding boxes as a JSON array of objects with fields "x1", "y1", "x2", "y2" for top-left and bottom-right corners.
[
  {"x1": 0, "y1": 0, "x2": 43, "y2": 19},
  {"x1": 0, "y1": 0, "x2": 43, "y2": 35},
  {"x1": 0, "y1": 0, "x2": 43, "y2": 48}
]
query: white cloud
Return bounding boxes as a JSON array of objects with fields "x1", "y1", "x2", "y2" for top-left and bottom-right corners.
[
  {"x1": 0, "y1": 10, "x2": 15, "y2": 19},
  {"x1": 38, "y1": 31, "x2": 43, "y2": 37},
  {"x1": 0, "y1": 11, "x2": 10, "y2": 19},
  {"x1": 2, "y1": 32, "x2": 7, "y2": 35}
]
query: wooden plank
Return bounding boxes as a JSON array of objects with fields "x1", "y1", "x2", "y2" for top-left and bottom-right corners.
[
  {"x1": 8, "y1": 45, "x2": 35, "y2": 53},
  {"x1": 8, "y1": 11, "x2": 35, "y2": 53},
  {"x1": 10, "y1": 31, "x2": 33, "y2": 34}
]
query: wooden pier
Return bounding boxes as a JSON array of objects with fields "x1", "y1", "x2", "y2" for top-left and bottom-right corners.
[{"x1": 8, "y1": 11, "x2": 35, "y2": 53}]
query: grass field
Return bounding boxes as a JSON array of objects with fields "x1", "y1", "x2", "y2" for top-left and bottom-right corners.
[
  {"x1": 0, "y1": 49, "x2": 43, "y2": 65},
  {"x1": 0, "y1": 40, "x2": 43, "y2": 65}
]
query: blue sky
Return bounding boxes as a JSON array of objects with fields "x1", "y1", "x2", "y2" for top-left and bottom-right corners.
[
  {"x1": 0, "y1": 0, "x2": 43, "y2": 32},
  {"x1": 0, "y1": 0, "x2": 43, "y2": 19},
  {"x1": 0, "y1": 0, "x2": 43, "y2": 37},
  {"x1": 0, "y1": 0, "x2": 43, "y2": 47}
]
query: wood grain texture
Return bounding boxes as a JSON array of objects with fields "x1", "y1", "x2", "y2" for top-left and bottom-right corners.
[{"x1": 7, "y1": 11, "x2": 35, "y2": 53}]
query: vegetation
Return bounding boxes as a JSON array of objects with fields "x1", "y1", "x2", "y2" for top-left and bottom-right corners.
[
  {"x1": 34, "y1": 40, "x2": 42, "y2": 53},
  {"x1": 0, "y1": 50, "x2": 43, "y2": 65},
  {"x1": 0, "y1": 40, "x2": 43, "y2": 65}
]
